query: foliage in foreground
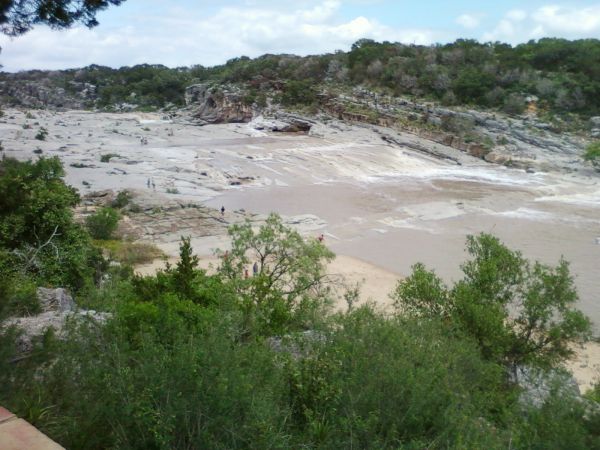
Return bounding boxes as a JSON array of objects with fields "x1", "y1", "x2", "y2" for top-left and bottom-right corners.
[
  {"x1": 0, "y1": 157, "x2": 598, "y2": 449},
  {"x1": 0, "y1": 156, "x2": 104, "y2": 317}
]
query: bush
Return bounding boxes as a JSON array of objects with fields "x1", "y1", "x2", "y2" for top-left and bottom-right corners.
[
  {"x1": 34, "y1": 127, "x2": 48, "y2": 140},
  {"x1": 583, "y1": 141, "x2": 600, "y2": 169},
  {"x1": 502, "y1": 93, "x2": 527, "y2": 115},
  {"x1": 0, "y1": 275, "x2": 40, "y2": 319},
  {"x1": 111, "y1": 190, "x2": 131, "y2": 208},
  {"x1": 100, "y1": 153, "x2": 120, "y2": 163},
  {"x1": 85, "y1": 207, "x2": 120, "y2": 240},
  {"x1": 96, "y1": 240, "x2": 164, "y2": 266}
]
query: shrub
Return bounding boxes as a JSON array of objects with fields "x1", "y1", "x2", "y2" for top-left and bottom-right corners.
[
  {"x1": 0, "y1": 275, "x2": 40, "y2": 318},
  {"x1": 100, "y1": 153, "x2": 120, "y2": 163},
  {"x1": 583, "y1": 141, "x2": 600, "y2": 169},
  {"x1": 85, "y1": 207, "x2": 121, "y2": 240},
  {"x1": 95, "y1": 240, "x2": 164, "y2": 266},
  {"x1": 35, "y1": 127, "x2": 48, "y2": 140},
  {"x1": 111, "y1": 190, "x2": 131, "y2": 208},
  {"x1": 502, "y1": 93, "x2": 527, "y2": 115}
]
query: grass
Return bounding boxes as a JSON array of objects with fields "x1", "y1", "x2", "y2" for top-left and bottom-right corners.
[{"x1": 94, "y1": 240, "x2": 165, "y2": 266}]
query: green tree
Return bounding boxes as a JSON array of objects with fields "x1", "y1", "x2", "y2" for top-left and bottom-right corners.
[
  {"x1": 392, "y1": 233, "x2": 591, "y2": 370},
  {"x1": 1, "y1": 0, "x2": 125, "y2": 36},
  {"x1": 172, "y1": 236, "x2": 199, "y2": 301},
  {"x1": 0, "y1": 156, "x2": 79, "y2": 248},
  {"x1": 0, "y1": 156, "x2": 104, "y2": 291},
  {"x1": 221, "y1": 213, "x2": 334, "y2": 332}
]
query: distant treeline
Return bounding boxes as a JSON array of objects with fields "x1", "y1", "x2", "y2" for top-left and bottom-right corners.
[{"x1": 2, "y1": 38, "x2": 600, "y2": 116}]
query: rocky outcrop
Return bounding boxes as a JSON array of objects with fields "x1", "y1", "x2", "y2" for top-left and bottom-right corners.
[
  {"x1": 511, "y1": 366, "x2": 580, "y2": 408},
  {"x1": 250, "y1": 113, "x2": 313, "y2": 133},
  {"x1": 183, "y1": 83, "x2": 253, "y2": 125},
  {"x1": 590, "y1": 117, "x2": 600, "y2": 138},
  {"x1": 2, "y1": 288, "x2": 110, "y2": 355},
  {"x1": 0, "y1": 74, "x2": 95, "y2": 109},
  {"x1": 322, "y1": 88, "x2": 592, "y2": 174}
]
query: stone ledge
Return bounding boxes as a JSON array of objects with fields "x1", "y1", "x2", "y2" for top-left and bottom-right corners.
[{"x1": 0, "y1": 407, "x2": 64, "y2": 450}]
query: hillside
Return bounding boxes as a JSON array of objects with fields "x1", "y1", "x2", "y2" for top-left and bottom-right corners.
[{"x1": 2, "y1": 38, "x2": 600, "y2": 120}]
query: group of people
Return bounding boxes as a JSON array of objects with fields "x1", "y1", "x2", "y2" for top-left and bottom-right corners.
[
  {"x1": 146, "y1": 178, "x2": 156, "y2": 189},
  {"x1": 244, "y1": 262, "x2": 259, "y2": 279},
  {"x1": 223, "y1": 250, "x2": 259, "y2": 279}
]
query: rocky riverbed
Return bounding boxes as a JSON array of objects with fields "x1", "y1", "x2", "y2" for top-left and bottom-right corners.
[{"x1": 2, "y1": 107, "x2": 600, "y2": 387}]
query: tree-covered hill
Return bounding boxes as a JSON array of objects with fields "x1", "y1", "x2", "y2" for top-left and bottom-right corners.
[{"x1": 1, "y1": 38, "x2": 599, "y2": 118}]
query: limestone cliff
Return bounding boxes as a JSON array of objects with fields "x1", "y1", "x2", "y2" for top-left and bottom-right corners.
[{"x1": 183, "y1": 83, "x2": 253, "y2": 124}]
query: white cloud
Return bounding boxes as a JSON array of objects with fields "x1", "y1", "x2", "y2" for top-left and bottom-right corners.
[
  {"x1": 533, "y1": 5, "x2": 600, "y2": 33},
  {"x1": 456, "y1": 13, "x2": 482, "y2": 29},
  {"x1": 506, "y1": 9, "x2": 527, "y2": 22},
  {"x1": 0, "y1": 0, "x2": 443, "y2": 71},
  {"x1": 483, "y1": 4, "x2": 600, "y2": 43}
]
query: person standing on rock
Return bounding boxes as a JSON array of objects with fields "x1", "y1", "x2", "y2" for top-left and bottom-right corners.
[
  {"x1": 221, "y1": 206, "x2": 225, "y2": 216},
  {"x1": 253, "y1": 262, "x2": 259, "y2": 276}
]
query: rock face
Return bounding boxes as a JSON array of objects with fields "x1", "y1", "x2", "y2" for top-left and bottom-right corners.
[
  {"x1": 0, "y1": 73, "x2": 95, "y2": 109},
  {"x1": 250, "y1": 113, "x2": 313, "y2": 133},
  {"x1": 323, "y1": 88, "x2": 592, "y2": 174},
  {"x1": 2, "y1": 288, "x2": 110, "y2": 355},
  {"x1": 184, "y1": 83, "x2": 253, "y2": 124},
  {"x1": 510, "y1": 366, "x2": 580, "y2": 408},
  {"x1": 37, "y1": 287, "x2": 75, "y2": 313}
]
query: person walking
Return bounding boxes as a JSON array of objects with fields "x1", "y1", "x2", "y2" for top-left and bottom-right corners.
[
  {"x1": 253, "y1": 261, "x2": 258, "y2": 276},
  {"x1": 221, "y1": 206, "x2": 225, "y2": 216}
]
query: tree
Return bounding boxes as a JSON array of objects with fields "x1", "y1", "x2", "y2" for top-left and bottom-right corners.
[
  {"x1": 583, "y1": 141, "x2": 600, "y2": 170},
  {"x1": 0, "y1": 156, "x2": 79, "y2": 248},
  {"x1": 0, "y1": 0, "x2": 125, "y2": 36},
  {"x1": 0, "y1": 156, "x2": 104, "y2": 290},
  {"x1": 392, "y1": 233, "x2": 591, "y2": 370},
  {"x1": 220, "y1": 213, "x2": 334, "y2": 331},
  {"x1": 172, "y1": 236, "x2": 199, "y2": 301}
]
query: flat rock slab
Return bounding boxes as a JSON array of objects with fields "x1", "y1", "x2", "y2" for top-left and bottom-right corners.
[{"x1": 0, "y1": 407, "x2": 64, "y2": 450}]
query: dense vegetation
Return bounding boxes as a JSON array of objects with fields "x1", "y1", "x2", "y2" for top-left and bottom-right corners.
[
  {"x1": 0, "y1": 155, "x2": 599, "y2": 449},
  {"x1": 2, "y1": 37, "x2": 599, "y2": 119}
]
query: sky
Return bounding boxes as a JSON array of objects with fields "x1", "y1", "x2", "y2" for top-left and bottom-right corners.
[{"x1": 1, "y1": 0, "x2": 600, "y2": 72}]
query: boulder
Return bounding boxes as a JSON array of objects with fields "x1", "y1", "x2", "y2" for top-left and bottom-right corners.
[
  {"x1": 2, "y1": 288, "x2": 111, "y2": 355},
  {"x1": 250, "y1": 115, "x2": 312, "y2": 133},
  {"x1": 37, "y1": 287, "x2": 75, "y2": 313},
  {"x1": 589, "y1": 116, "x2": 600, "y2": 128},
  {"x1": 510, "y1": 366, "x2": 580, "y2": 408}
]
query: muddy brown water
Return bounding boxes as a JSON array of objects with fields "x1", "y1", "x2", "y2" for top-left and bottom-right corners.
[{"x1": 207, "y1": 174, "x2": 600, "y2": 331}]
